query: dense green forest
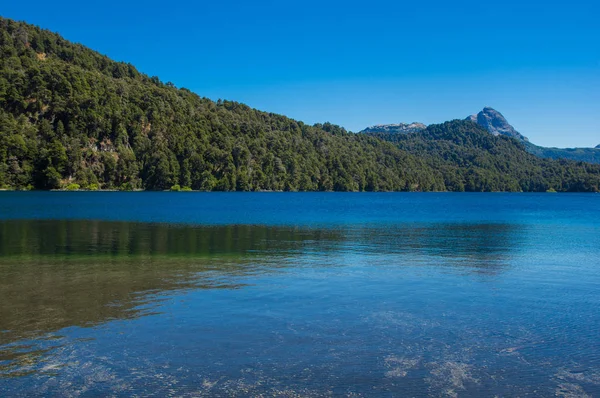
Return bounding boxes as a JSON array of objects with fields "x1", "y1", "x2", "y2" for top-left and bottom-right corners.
[
  {"x1": 1, "y1": 17, "x2": 599, "y2": 192},
  {"x1": 363, "y1": 122, "x2": 600, "y2": 192}
]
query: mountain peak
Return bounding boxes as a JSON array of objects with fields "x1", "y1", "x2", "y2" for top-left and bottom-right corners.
[{"x1": 466, "y1": 107, "x2": 528, "y2": 142}]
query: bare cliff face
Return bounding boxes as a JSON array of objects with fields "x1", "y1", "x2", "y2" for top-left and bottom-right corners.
[{"x1": 466, "y1": 107, "x2": 528, "y2": 142}]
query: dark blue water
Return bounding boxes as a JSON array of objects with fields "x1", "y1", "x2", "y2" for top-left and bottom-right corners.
[{"x1": 1, "y1": 192, "x2": 599, "y2": 396}]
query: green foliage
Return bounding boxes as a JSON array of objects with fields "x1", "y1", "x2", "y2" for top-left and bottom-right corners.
[
  {"x1": 526, "y1": 142, "x2": 600, "y2": 164},
  {"x1": 0, "y1": 17, "x2": 599, "y2": 193},
  {"x1": 88, "y1": 183, "x2": 99, "y2": 191},
  {"x1": 181, "y1": 186, "x2": 192, "y2": 191},
  {"x1": 170, "y1": 184, "x2": 181, "y2": 191},
  {"x1": 0, "y1": 17, "x2": 445, "y2": 193},
  {"x1": 119, "y1": 182, "x2": 135, "y2": 191},
  {"x1": 364, "y1": 121, "x2": 600, "y2": 192},
  {"x1": 65, "y1": 183, "x2": 80, "y2": 191}
]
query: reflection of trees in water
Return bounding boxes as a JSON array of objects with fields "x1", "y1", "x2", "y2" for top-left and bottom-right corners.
[
  {"x1": 343, "y1": 223, "x2": 521, "y2": 273},
  {"x1": 0, "y1": 220, "x2": 344, "y2": 258},
  {"x1": 0, "y1": 220, "x2": 347, "y2": 376},
  {"x1": 0, "y1": 221, "x2": 521, "y2": 341},
  {"x1": 0, "y1": 220, "x2": 522, "y2": 375},
  {"x1": 0, "y1": 221, "x2": 344, "y2": 344}
]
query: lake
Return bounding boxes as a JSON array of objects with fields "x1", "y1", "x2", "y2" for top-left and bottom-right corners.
[{"x1": 1, "y1": 192, "x2": 599, "y2": 397}]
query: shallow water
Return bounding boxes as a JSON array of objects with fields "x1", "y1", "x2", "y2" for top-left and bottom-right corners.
[{"x1": 1, "y1": 192, "x2": 599, "y2": 396}]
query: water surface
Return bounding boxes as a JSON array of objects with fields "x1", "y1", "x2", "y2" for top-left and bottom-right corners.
[{"x1": 1, "y1": 192, "x2": 599, "y2": 396}]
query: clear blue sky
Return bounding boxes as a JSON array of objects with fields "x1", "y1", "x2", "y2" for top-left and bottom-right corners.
[{"x1": 3, "y1": 0, "x2": 599, "y2": 147}]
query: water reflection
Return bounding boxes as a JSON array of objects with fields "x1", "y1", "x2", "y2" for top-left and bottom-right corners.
[
  {"x1": 0, "y1": 219, "x2": 523, "y2": 381},
  {"x1": 0, "y1": 221, "x2": 343, "y2": 340},
  {"x1": 350, "y1": 223, "x2": 518, "y2": 273},
  {"x1": 0, "y1": 220, "x2": 345, "y2": 258},
  {"x1": 0, "y1": 220, "x2": 522, "y2": 339}
]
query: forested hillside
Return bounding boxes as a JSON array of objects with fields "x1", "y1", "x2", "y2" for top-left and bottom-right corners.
[
  {"x1": 364, "y1": 121, "x2": 600, "y2": 192},
  {"x1": 0, "y1": 17, "x2": 444, "y2": 192},
  {"x1": 524, "y1": 142, "x2": 600, "y2": 165},
  {"x1": 1, "y1": 17, "x2": 599, "y2": 192}
]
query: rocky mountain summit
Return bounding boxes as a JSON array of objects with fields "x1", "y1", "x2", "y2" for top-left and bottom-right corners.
[
  {"x1": 466, "y1": 107, "x2": 599, "y2": 163},
  {"x1": 359, "y1": 122, "x2": 426, "y2": 135},
  {"x1": 466, "y1": 107, "x2": 528, "y2": 142},
  {"x1": 361, "y1": 107, "x2": 600, "y2": 164}
]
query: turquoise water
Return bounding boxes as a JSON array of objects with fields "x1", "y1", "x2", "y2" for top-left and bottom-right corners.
[{"x1": 1, "y1": 192, "x2": 599, "y2": 396}]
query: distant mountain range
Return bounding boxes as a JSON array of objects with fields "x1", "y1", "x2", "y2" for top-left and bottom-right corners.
[{"x1": 360, "y1": 107, "x2": 600, "y2": 164}]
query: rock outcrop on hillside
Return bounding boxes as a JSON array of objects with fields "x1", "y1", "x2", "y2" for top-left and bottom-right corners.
[{"x1": 359, "y1": 123, "x2": 426, "y2": 135}]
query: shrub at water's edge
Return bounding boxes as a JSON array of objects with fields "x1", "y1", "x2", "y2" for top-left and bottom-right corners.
[{"x1": 0, "y1": 17, "x2": 599, "y2": 192}]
